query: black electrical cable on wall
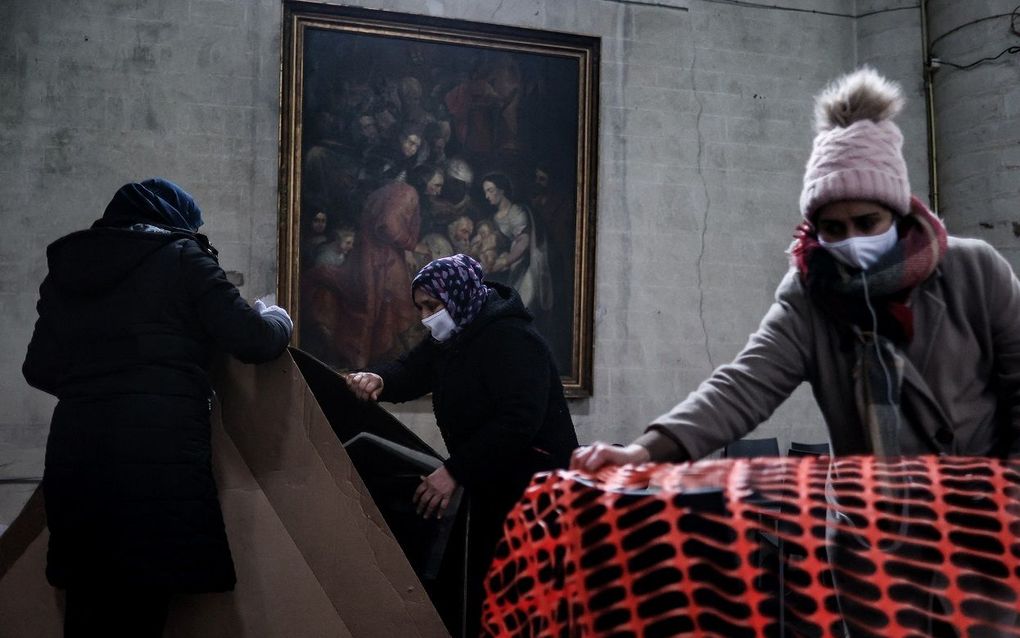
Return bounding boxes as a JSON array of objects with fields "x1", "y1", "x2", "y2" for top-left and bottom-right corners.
[
  {"x1": 937, "y1": 45, "x2": 1020, "y2": 70},
  {"x1": 930, "y1": 11, "x2": 1013, "y2": 49},
  {"x1": 930, "y1": 5, "x2": 1020, "y2": 71}
]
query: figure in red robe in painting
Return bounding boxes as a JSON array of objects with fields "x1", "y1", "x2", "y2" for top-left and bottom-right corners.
[
  {"x1": 303, "y1": 181, "x2": 421, "y2": 369},
  {"x1": 444, "y1": 55, "x2": 522, "y2": 156}
]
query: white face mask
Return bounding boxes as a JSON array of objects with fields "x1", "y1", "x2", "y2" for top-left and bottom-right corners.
[
  {"x1": 422, "y1": 308, "x2": 457, "y2": 342},
  {"x1": 819, "y1": 223, "x2": 898, "y2": 271}
]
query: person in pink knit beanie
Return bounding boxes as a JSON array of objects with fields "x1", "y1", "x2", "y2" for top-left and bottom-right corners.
[
  {"x1": 574, "y1": 65, "x2": 1020, "y2": 466},
  {"x1": 570, "y1": 65, "x2": 1020, "y2": 635}
]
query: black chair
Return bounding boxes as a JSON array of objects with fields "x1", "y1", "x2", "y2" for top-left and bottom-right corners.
[
  {"x1": 724, "y1": 437, "x2": 780, "y2": 458},
  {"x1": 788, "y1": 441, "x2": 830, "y2": 457},
  {"x1": 342, "y1": 433, "x2": 465, "y2": 582}
]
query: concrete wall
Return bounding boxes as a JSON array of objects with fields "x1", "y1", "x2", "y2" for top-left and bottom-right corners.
[
  {"x1": 1, "y1": 0, "x2": 937, "y2": 468},
  {"x1": 1, "y1": 0, "x2": 285, "y2": 456},
  {"x1": 857, "y1": 0, "x2": 930, "y2": 207},
  {"x1": 926, "y1": 0, "x2": 1020, "y2": 267}
]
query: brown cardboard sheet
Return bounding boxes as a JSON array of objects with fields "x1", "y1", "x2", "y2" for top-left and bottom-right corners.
[{"x1": 0, "y1": 351, "x2": 449, "y2": 637}]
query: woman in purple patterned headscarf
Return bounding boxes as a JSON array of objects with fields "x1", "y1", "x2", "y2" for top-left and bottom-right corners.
[
  {"x1": 345, "y1": 253, "x2": 578, "y2": 635},
  {"x1": 409, "y1": 253, "x2": 490, "y2": 341}
]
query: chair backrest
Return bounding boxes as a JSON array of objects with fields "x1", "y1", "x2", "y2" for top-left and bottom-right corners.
[
  {"x1": 788, "y1": 441, "x2": 830, "y2": 457},
  {"x1": 724, "y1": 437, "x2": 780, "y2": 458}
]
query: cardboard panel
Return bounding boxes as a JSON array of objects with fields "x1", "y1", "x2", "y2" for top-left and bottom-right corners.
[
  {"x1": 210, "y1": 352, "x2": 449, "y2": 637},
  {"x1": 164, "y1": 409, "x2": 355, "y2": 638},
  {"x1": 290, "y1": 347, "x2": 437, "y2": 454},
  {"x1": 0, "y1": 351, "x2": 449, "y2": 637}
]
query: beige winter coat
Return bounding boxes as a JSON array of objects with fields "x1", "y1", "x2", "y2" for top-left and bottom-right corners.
[{"x1": 638, "y1": 237, "x2": 1020, "y2": 460}]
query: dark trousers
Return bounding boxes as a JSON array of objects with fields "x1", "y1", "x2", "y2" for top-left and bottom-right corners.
[{"x1": 64, "y1": 586, "x2": 170, "y2": 638}]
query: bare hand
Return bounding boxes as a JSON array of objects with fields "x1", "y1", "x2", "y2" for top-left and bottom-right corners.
[
  {"x1": 345, "y1": 372, "x2": 383, "y2": 401},
  {"x1": 413, "y1": 466, "x2": 458, "y2": 519},
  {"x1": 570, "y1": 442, "x2": 650, "y2": 472}
]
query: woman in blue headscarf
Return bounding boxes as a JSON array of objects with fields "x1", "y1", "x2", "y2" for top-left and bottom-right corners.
[
  {"x1": 346, "y1": 253, "x2": 578, "y2": 635},
  {"x1": 23, "y1": 178, "x2": 293, "y2": 636}
]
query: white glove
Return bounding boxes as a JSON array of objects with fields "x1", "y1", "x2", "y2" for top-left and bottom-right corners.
[{"x1": 255, "y1": 299, "x2": 293, "y2": 332}]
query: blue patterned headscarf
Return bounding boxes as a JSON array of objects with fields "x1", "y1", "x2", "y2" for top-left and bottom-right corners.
[{"x1": 411, "y1": 254, "x2": 490, "y2": 330}]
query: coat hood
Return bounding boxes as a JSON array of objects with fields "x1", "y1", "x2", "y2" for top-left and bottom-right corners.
[
  {"x1": 454, "y1": 281, "x2": 532, "y2": 342},
  {"x1": 97, "y1": 179, "x2": 204, "y2": 232},
  {"x1": 44, "y1": 227, "x2": 181, "y2": 294}
]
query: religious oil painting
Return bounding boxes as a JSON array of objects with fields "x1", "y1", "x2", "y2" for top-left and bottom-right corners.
[{"x1": 278, "y1": 3, "x2": 599, "y2": 395}]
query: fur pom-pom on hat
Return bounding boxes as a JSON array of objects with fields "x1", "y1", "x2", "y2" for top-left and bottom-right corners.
[
  {"x1": 800, "y1": 67, "x2": 911, "y2": 221},
  {"x1": 814, "y1": 67, "x2": 904, "y2": 132}
]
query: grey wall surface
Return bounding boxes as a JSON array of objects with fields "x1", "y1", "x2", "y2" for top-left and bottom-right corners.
[
  {"x1": 0, "y1": 0, "x2": 959, "y2": 469},
  {"x1": 927, "y1": 0, "x2": 1020, "y2": 267},
  {"x1": 858, "y1": 0, "x2": 930, "y2": 207},
  {"x1": 2, "y1": 0, "x2": 285, "y2": 455}
]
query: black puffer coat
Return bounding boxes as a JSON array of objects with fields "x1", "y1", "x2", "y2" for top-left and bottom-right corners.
[
  {"x1": 373, "y1": 282, "x2": 578, "y2": 518},
  {"x1": 23, "y1": 225, "x2": 290, "y2": 592}
]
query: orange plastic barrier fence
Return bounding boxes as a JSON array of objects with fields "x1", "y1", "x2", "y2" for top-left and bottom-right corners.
[{"x1": 482, "y1": 456, "x2": 1020, "y2": 637}]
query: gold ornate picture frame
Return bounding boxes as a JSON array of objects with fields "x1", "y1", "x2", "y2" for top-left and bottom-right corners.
[{"x1": 278, "y1": 3, "x2": 599, "y2": 396}]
